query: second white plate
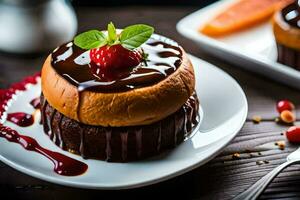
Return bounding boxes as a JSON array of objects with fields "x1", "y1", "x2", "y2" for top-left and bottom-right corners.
[{"x1": 177, "y1": 0, "x2": 300, "y2": 89}]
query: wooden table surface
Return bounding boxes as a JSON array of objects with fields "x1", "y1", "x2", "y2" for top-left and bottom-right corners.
[{"x1": 1, "y1": 6, "x2": 300, "y2": 200}]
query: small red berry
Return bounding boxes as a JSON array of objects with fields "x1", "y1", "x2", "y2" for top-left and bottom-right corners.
[
  {"x1": 89, "y1": 44, "x2": 142, "y2": 72},
  {"x1": 286, "y1": 126, "x2": 300, "y2": 143},
  {"x1": 276, "y1": 100, "x2": 295, "y2": 113}
]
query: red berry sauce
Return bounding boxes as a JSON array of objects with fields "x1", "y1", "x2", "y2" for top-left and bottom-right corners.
[
  {"x1": 0, "y1": 73, "x2": 40, "y2": 117},
  {"x1": 7, "y1": 112, "x2": 34, "y2": 127},
  {"x1": 0, "y1": 126, "x2": 87, "y2": 176},
  {"x1": 0, "y1": 73, "x2": 88, "y2": 176}
]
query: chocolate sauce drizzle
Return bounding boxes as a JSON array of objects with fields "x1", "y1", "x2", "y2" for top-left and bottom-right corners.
[
  {"x1": 282, "y1": 1, "x2": 300, "y2": 28},
  {"x1": 30, "y1": 97, "x2": 41, "y2": 109},
  {"x1": 51, "y1": 35, "x2": 183, "y2": 93},
  {"x1": 40, "y1": 93, "x2": 199, "y2": 162}
]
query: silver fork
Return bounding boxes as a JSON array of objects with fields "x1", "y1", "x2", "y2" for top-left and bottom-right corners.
[{"x1": 233, "y1": 147, "x2": 300, "y2": 200}]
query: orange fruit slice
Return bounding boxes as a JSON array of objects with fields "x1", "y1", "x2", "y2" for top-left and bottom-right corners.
[{"x1": 200, "y1": 0, "x2": 294, "y2": 37}]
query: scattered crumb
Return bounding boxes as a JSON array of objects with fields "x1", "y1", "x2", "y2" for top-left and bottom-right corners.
[
  {"x1": 275, "y1": 117, "x2": 280, "y2": 123},
  {"x1": 280, "y1": 132, "x2": 284, "y2": 136},
  {"x1": 232, "y1": 153, "x2": 240, "y2": 159},
  {"x1": 258, "y1": 152, "x2": 262, "y2": 156},
  {"x1": 256, "y1": 161, "x2": 264, "y2": 165},
  {"x1": 249, "y1": 153, "x2": 254, "y2": 158},
  {"x1": 279, "y1": 142, "x2": 285, "y2": 150},
  {"x1": 252, "y1": 115, "x2": 262, "y2": 124},
  {"x1": 256, "y1": 160, "x2": 269, "y2": 165},
  {"x1": 275, "y1": 141, "x2": 285, "y2": 150}
]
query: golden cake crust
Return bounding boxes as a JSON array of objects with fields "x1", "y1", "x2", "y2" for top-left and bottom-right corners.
[
  {"x1": 273, "y1": 10, "x2": 300, "y2": 50},
  {"x1": 41, "y1": 48, "x2": 195, "y2": 127}
]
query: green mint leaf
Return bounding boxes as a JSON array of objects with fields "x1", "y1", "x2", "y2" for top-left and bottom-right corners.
[
  {"x1": 120, "y1": 24, "x2": 154, "y2": 50},
  {"x1": 107, "y1": 22, "x2": 117, "y2": 45},
  {"x1": 74, "y1": 30, "x2": 107, "y2": 50}
]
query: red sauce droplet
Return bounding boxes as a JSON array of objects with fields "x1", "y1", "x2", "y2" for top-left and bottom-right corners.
[
  {"x1": 7, "y1": 112, "x2": 34, "y2": 127},
  {"x1": 30, "y1": 97, "x2": 41, "y2": 109},
  {"x1": 0, "y1": 126, "x2": 88, "y2": 176}
]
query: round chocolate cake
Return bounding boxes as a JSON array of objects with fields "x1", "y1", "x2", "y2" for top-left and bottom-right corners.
[{"x1": 40, "y1": 24, "x2": 199, "y2": 162}]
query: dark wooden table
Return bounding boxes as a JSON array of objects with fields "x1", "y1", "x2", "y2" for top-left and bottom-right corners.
[{"x1": 1, "y1": 6, "x2": 300, "y2": 200}]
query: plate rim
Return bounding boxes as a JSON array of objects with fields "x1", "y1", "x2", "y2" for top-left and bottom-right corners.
[{"x1": 0, "y1": 55, "x2": 248, "y2": 189}]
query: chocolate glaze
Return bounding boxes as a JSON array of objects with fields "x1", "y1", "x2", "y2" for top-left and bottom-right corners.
[
  {"x1": 277, "y1": 43, "x2": 300, "y2": 69},
  {"x1": 282, "y1": 1, "x2": 300, "y2": 28},
  {"x1": 40, "y1": 93, "x2": 199, "y2": 162},
  {"x1": 30, "y1": 97, "x2": 41, "y2": 109},
  {"x1": 51, "y1": 35, "x2": 183, "y2": 93}
]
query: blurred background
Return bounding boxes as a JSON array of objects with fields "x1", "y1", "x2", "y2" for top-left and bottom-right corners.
[
  {"x1": 0, "y1": 0, "x2": 218, "y2": 55},
  {"x1": 0, "y1": 0, "x2": 219, "y2": 87}
]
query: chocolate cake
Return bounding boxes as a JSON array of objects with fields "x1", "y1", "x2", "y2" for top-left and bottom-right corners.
[
  {"x1": 40, "y1": 93, "x2": 198, "y2": 162},
  {"x1": 40, "y1": 23, "x2": 199, "y2": 162}
]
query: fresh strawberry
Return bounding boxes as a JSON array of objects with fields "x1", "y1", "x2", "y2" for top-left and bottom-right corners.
[
  {"x1": 74, "y1": 22, "x2": 154, "y2": 76},
  {"x1": 89, "y1": 44, "x2": 142, "y2": 70}
]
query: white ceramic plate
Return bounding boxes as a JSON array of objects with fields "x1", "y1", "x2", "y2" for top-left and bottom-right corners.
[
  {"x1": 177, "y1": 0, "x2": 300, "y2": 89},
  {"x1": 0, "y1": 55, "x2": 247, "y2": 189}
]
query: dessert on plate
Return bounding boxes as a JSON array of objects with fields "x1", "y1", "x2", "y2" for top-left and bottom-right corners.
[
  {"x1": 273, "y1": 1, "x2": 300, "y2": 70},
  {"x1": 40, "y1": 23, "x2": 199, "y2": 162}
]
